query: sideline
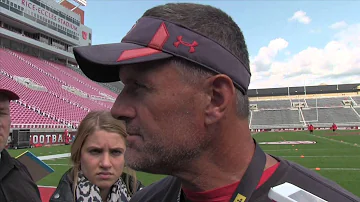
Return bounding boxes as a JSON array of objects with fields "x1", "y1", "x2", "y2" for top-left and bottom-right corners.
[
  {"x1": 310, "y1": 168, "x2": 360, "y2": 171},
  {"x1": 38, "y1": 153, "x2": 70, "y2": 160},
  {"x1": 302, "y1": 133, "x2": 360, "y2": 148}
]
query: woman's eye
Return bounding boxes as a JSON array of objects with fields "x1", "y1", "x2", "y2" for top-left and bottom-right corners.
[{"x1": 89, "y1": 149, "x2": 101, "y2": 155}]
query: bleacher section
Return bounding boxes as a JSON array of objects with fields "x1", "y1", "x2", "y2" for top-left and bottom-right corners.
[
  {"x1": 302, "y1": 108, "x2": 360, "y2": 123},
  {"x1": 1, "y1": 47, "x2": 360, "y2": 131},
  {"x1": 249, "y1": 96, "x2": 360, "y2": 129},
  {"x1": 1, "y1": 76, "x2": 87, "y2": 127},
  {"x1": 355, "y1": 108, "x2": 360, "y2": 115},
  {"x1": 1, "y1": 48, "x2": 120, "y2": 129},
  {"x1": 251, "y1": 110, "x2": 301, "y2": 128},
  {"x1": 306, "y1": 97, "x2": 347, "y2": 107},
  {"x1": 9, "y1": 98, "x2": 63, "y2": 128},
  {"x1": 353, "y1": 96, "x2": 360, "y2": 106},
  {"x1": 250, "y1": 100, "x2": 291, "y2": 110}
]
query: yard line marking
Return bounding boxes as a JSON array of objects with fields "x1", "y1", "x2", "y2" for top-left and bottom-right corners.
[
  {"x1": 47, "y1": 163, "x2": 71, "y2": 166},
  {"x1": 281, "y1": 155, "x2": 360, "y2": 158},
  {"x1": 302, "y1": 133, "x2": 360, "y2": 148},
  {"x1": 263, "y1": 148, "x2": 360, "y2": 152},
  {"x1": 38, "y1": 185, "x2": 57, "y2": 188},
  {"x1": 38, "y1": 153, "x2": 70, "y2": 160},
  {"x1": 310, "y1": 168, "x2": 360, "y2": 171}
]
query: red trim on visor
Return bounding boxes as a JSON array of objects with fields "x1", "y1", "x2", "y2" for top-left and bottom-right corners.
[
  {"x1": 148, "y1": 22, "x2": 169, "y2": 49},
  {"x1": 116, "y1": 48, "x2": 161, "y2": 62},
  {"x1": 117, "y1": 22, "x2": 170, "y2": 62}
]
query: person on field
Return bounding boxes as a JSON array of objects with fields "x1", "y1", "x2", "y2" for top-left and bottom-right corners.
[
  {"x1": 64, "y1": 128, "x2": 71, "y2": 145},
  {"x1": 308, "y1": 124, "x2": 314, "y2": 134},
  {"x1": 50, "y1": 111, "x2": 144, "y2": 202},
  {"x1": 0, "y1": 88, "x2": 42, "y2": 202},
  {"x1": 331, "y1": 123, "x2": 337, "y2": 132},
  {"x1": 72, "y1": 3, "x2": 360, "y2": 202}
]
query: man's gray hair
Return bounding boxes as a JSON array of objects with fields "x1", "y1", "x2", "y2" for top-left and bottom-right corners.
[{"x1": 172, "y1": 59, "x2": 250, "y2": 119}]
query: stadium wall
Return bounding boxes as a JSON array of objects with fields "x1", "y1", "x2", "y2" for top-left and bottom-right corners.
[
  {"x1": 248, "y1": 83, "x2": 360, "y2": 97},
  {"x1": 6, "y1": 129, "x2": 77, "y2": 149},
  {"x1": 251, "y1": 126, "x2": 359, "y2": 133}
]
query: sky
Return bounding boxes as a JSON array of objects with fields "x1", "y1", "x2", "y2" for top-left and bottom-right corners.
[{"x1": 76, "y1": 0, "x2": 360, "y2": 89}]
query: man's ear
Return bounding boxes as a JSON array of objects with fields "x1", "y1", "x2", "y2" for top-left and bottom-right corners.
[{"x1": 203, "y1": 74, "x2": 235, "y2": 125}]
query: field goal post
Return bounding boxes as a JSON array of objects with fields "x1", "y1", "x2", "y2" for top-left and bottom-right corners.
[
  {"x1": 300, "y1": 98, "x2": 319, "y2": 124},
  {"x1": 300, "y1": 78, "x2": 319, "y2": 125}
]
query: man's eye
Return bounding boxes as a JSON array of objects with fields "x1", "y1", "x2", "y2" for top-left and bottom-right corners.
[{"x1": 134, "y1": 82, "x2": 146, "y2": 88}]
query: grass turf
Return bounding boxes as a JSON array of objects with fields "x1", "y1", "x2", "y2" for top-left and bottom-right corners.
[{"x1": 7, "y1": 129, "x2": 360, "y2": 197}]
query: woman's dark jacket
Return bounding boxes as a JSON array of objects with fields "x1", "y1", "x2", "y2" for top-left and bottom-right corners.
[{"x1": 49, "y1": 168, "x2": 144, "y2": 202}]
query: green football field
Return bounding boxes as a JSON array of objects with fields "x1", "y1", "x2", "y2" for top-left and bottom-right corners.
[{"x1": 7, "y1": 129, "x2": 360, "y2": 197}]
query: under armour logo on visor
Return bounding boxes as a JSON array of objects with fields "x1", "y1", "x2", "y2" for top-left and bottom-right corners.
[{"x1": 173, "y1": 36, "x2": 198, "y2": 53}]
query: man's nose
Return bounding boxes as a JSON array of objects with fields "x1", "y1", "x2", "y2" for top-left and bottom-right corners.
[{"x1": 111, "y1": 94, "x2": 136, "y2": 122}]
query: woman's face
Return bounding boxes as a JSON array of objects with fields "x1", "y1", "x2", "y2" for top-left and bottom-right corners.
[{"x1": 80, "y1": 129, "x2": 126, "y2": 190}]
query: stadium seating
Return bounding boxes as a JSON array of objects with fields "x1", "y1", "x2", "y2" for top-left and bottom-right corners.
[
  {"x1": 1, "y1": 48, "x2": 119, "y2": 128},
  {"x1": 2, "y1": 49, "x2": 115, "y2": 108},
  {"x1": 249, "y1": 96, "x2": 360, "y2": 129},
  {"x1": 352, "y1": 96, "x2": 360, "y2": 105},
  {"x1": 354, "y1": 108, "x2": 360, "y2": 114},
  {"x1": 2, "y1": 47, "x2": 360, "y2": 130},
  {"x1": 251, "y1": 110, "x2": 301, "y2": 126},
  {"x1": 305, "y1": 97, "x2": 347, "y2": 107},
  {"x1": 9, "y1": 100, "x2": 63, "y2": 128},
  {"x1": 250, "y1": 100, "x2": 291, "y2": 110},
  {"x1": 0, "y1": 74, "x2": 87, "y2": 127},
  {"x1": 302, "y1": 108, "x2": 360, "y2": 123}
]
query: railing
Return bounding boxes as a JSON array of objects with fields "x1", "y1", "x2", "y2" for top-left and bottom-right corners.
[
  {"x1": 249, "y1": 93, "x2": 360, "y2": 102},
  {"x1": 10, "y1": 124, "x2": 67, "y2": 129},
  {"x1": 251, "y1": 122, "x2": 360, "y2": 130},
  {"x1": 351, "y1": 106, "x2": 360, "y2": 119},
  {"x1": 251, "y1": 124, "x2": 304, "y2": 129}
]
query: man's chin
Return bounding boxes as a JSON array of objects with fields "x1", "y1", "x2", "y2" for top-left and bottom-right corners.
[
  {"x1": 125, "y1": 153, "x2": 175, "y2": 175},
  {"x1": 125, "y1": 152, "x2": 156, "y2": 172},
  {"x1": 124, "y1": 149, "x2": 144, "y2": 167}
]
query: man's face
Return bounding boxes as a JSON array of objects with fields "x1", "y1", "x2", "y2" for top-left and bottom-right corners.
[
  {"x1": 111, "y1": 62, "x2": 211, "y2": 174},
  {"x1": 0, "y1": 95, "x2": 10, "y2": 152}
]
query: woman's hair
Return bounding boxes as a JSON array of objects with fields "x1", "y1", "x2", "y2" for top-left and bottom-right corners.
[{"x1": 70, "y1": 110, "x2": 138, "y2": 199}]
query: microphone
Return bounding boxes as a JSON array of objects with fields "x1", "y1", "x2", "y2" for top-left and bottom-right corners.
[{"x1": 268, "y1": 182, "x2": 328, "y2": 202}]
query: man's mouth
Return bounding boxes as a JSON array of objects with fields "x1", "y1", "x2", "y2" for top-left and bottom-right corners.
[{"x1": 127, "y1": 132, "x2": 142, "y2": 137}]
